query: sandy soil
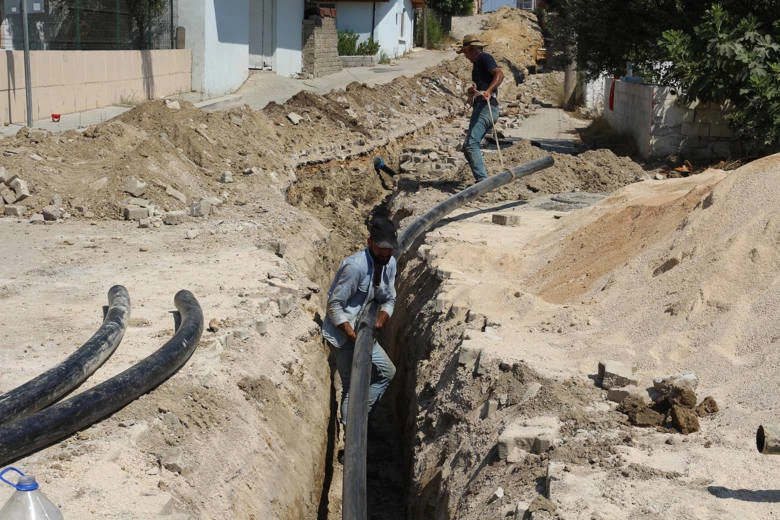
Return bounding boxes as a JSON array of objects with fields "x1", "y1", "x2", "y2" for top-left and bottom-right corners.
[{"x1": 0, "y1": 7, "x2": 777, "y2": 520}]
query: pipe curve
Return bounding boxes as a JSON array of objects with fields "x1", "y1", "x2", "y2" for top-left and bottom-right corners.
[
  {"x1": 0, "y1": 290, "x2": 203, "y2": 467},
  {"x1": 0, "y1": 285, "x2": 130, "y2": 426}
]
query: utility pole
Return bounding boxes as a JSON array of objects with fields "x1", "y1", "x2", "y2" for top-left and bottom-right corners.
[{"x1": 22, "y1": 0, "x2": 33, "y2": 127}]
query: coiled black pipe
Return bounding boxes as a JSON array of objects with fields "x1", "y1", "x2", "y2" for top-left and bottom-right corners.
[
  {"x1": 342, "y1": 302, "x2": 378, "y2": 520},
  {"x1": 0, "y1": 285, "x2": 130, "y2": 426},
  {"x1": 0, "y1": 290, "x2": 203, "y2": 467}
]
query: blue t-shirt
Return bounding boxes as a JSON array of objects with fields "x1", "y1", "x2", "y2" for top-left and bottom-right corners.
[{"x1": 472, "y1": 52, "x2": 499, "y2": 106}]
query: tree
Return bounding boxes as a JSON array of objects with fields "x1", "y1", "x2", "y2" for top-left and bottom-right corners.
[
  {"x1": 128, "y1": 0, "x2": 166, "y2": 49},
  {"x1": 546, "y1": 0, "x2": 780, "y2": 154},
  {"x1": 427, "y1": 0, "x2": 473, "y2": 17}
]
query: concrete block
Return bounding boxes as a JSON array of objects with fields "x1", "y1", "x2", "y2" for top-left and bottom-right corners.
[
  {"x1": 520, "y1": 382, "x2": 542, "y2": 403},
  {"x1": 498, "y1": 418, "x2": 560, "y2": 461},
  {"x1": 165, "y1": 185, "x2": 187, "y2": 203},
  {"x1": 545, "y1": 461, "x2": 566, "y2": 498},
  {"x1": 162, "y1": 210, "x2": 187, "y2": 225},
  {"x1": 123, "y1": 176, "x2": 147, "y2": 197},
  {"x1": 457, "y1": 341, "x2": 481, "y2": 371},
  {"x1": 255, "y1": 318, "x2": 268, "y2": 335},
  {"x1": 41, "y1": 205, "x2": 61, "y2": 221},
  {"x1": 0, "y1": 185, "x2": 16, "y2": 204},
  {"x1": 28, "y1": 213, "x2": 44, "y2": 224},
  {"x1": 277, "y1": 294, "x2": 295, "y2": 316},
  {"x1": 123, "y1": 205, "x2": 150, "y2": 221},
  {"x1": 597, "y1": 360, "x2": 637, "y2": 389},
  {"x1": 491, "y1": 213, "x2": 521, "y2": 226},
  {"x1": 4, "y1": 205, "x2": 26, "y2": 216},
  {"x1": 220, "y1": 171, "x2": 234, "y2": 183},
  {"x1": 9, "y1": 177, "x2": 30, "y2": 201},
  {"x1": 606, "y1": 384, "x2": 646, "y2": 403},
  {"x1": 190, "y1": 198, "x2": 212, "y2": 217},
  {"x1": 287, "y1": 112, "x2": 303, "y2": 125},
  {"x1": 480, "y1": 399, "x2": 498, "y2": 420}
]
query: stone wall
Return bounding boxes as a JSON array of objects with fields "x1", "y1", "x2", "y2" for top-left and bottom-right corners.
[
  {"x1": 302, "y1": 14, "x2": 342, "y2": 79},
  {"x1": 603, "y1": 79, "x2": 738, "y2": 160}
]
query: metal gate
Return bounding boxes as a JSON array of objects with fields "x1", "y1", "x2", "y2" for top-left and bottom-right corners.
[{"x1": 249, "y1": 0, "x2": 274, "y2": 70}]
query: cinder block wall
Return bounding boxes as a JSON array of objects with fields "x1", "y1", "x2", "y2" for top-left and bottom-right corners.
[
  {"x1": 302, "y1": 15, "x2": 342, "y2": 79},
  {"x1": 0, "y1": 49, "x2": 191, "y2": 125},
  {"x1": 603, "y1": 79, "x2": 737, "y2": 159}
]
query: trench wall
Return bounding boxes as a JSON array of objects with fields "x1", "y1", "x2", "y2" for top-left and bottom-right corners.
[
  {"x1": 602, "y1": 78, "x2": 738, "y2": 159},
  {"x1": 0, "y1": 49, "x2": 191, "y2": 124}
]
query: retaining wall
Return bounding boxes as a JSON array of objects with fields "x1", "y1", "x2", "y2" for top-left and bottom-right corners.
[
  {"x1": 302, "y1": 15, "x2": 342, "y2": 79},
  {"x1": 602, "y1": 78, "x2": 738, "y2": 159},
  {"x1": 0, "y1": 49, "x2": 191, "y2": 125}
]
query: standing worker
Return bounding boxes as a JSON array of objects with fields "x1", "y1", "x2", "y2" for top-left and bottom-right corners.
[
  {"x1": 458, "y1": 34, "x2": 505, "y2": 183},
  {"x1": 322, "y1": 215, "x2": 398, "y2": 426}
]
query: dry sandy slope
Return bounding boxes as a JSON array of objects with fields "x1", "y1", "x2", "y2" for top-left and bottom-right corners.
[{"x1": 389, "y1": 155, "x2": 779, "y2": 519}]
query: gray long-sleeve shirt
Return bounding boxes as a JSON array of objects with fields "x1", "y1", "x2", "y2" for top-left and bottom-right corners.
[{"x1": 322, "y1": 248, "x2": 396, "y2": 347}]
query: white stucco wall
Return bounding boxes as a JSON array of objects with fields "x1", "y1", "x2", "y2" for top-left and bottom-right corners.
[
  {"x1": 177, "y1": 3, "x2": 207, "y2": 93},
  {"x1": 335, "y1": 0, "x2": 413, "y2": 58},
  {"x1": 204, "y1": 1, "x2": 250, "y2": 96},
  {"x1": 274, "y1": 1, "x2": 304, "y2": 77}
]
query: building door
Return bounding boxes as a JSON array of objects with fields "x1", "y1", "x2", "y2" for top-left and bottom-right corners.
[{"x1": 249, "y1": 0, "x2": 274, "y2": 69}]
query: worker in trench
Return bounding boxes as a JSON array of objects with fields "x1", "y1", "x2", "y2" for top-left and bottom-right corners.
[
  {"x1": 321, "y1": 214, "x2": 398, "y2": 427},
  {"x1": 458, "y1": 33, "x2": 505, "y2": 183}
]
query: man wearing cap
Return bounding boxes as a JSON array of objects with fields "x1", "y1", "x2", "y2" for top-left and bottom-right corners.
[
  {"x1": 322, "y1": 215, "x2": 398, "y2": 425},
  {"x1": 458, "y1": 33, "x2": 505, "y2": 183}
]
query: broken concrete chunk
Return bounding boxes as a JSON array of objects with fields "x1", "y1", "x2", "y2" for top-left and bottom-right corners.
[
  {"x1": 480, "y1": 399, "x2": 498, "y2": 420},
  {"x1": 4, "y1": 205, "x2": 26, "y2": 216},
  {"x1": 123, "y1": 205, "x2": 150, "y2": 221},
  {"x1": 162, "y1": 210, "x2": 187, "y2": 225},
  {"x1": 190, "y1": 198, "x2": 212, "y2": 218},
  {"x1": 220, "y1": 171, "x2": 234, "y2": 183},
  {"x1": 28, "y1": 213, "x2": 44, "y2": 224},
  {"x1": 597, "y1": 360, "x2": 638, "y2": 389},
  {"x1": 287, "y1": 112, "x2": 302, "y2": 125},
  {"x1": 545, "y1": 461, "x2": 566, "y2": 498},
  {"x1": 277, "y1": 294, "x2": 295, "y2": 316},
  {"x1": 164, "y1": 99, "x2": 181, "y2": 110},
  {"x1": 41, "y1": 205, "x2": 61, "y2": 221},
  {"x1": 492, "y1": 213, "x2": 521, "y2": 226},
  {"x1": 606, "y1": 384, "x2": 646, "y2": 403},
  {"x1": 165, "y1": 185, "x2": 187, "y2": 204},
  {"x1": 652, "y1": 371, "x2": 698, "y2": 397},
  {"x1": 0, "y1": 166, "x2": 9, "y2": 183},
  {"x1": 457, "y1": 341, "x2": 481, "y2": 371},
  {"x1": 9, "y1": 177, "x2": 30, "y2": 201},
  {"x1": 498, "y1": 417, "x2": 560, "y2": 461},
  {"x1": 1, "y1": 185, "x2": 16, "y2": 204},
  {"x1": 123, "y1": 176, "x2": 147, "y2": 197}
]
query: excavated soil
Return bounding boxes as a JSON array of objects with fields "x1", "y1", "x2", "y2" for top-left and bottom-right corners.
[{"x1": 0, "y1": 7, "x2": 777, "y2": 520}]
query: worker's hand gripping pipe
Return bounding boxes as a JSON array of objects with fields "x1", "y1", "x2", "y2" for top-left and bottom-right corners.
[
  {"x1": 395, "y1": 156, "x2": 555, "y2": 257},
  {"x1": 342, "y1": 301, "x2": 379, "y2": 520}
]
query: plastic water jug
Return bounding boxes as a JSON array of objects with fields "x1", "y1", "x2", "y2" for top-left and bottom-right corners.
[{"x1": 0, "y1": 467, "x2": 63, "y2": 520}]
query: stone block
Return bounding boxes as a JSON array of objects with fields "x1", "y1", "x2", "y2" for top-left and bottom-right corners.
[
  {"x1": 9, "y1": 177, "x2": 30, "y2": 201},
  {"x1": 4, "y1": 205, "x2": 26, "y2": 216},
  {"x1": 480, "y1": 399, "x2": 498, "y2": 420},
  {"x1": 0, "y1": 185, "x2": 15, "y2": 204},
  {"x1": 190, "y1": 198, "x2": 212, "y2": 217},
  {"x1": 277, "y1": 294, "x2": 295, "y2": 316},
  {"x1": 606, "y1": 384, "x2": 645, "y2": 403},
  {"x1": 597, "y1": 360, "x2": 637, "y2": 389},
  {"x1": 457, "y1": 341, "x2": 481, "y2": 371},
  {"x1": 123, "y1": 176, "x2": 147, "y2": 197},
  {"x1": 162, "y1": 210, "x2": 187, "y2": 225},
  {"x1": 123, "y1": 205, "x2": 150, "y2": 221},
  {"x1": 545, "y1": 461, "x2": 566, "y2": 498},
  {"x1": 492, "y1": 213, "x2": 521, "y2": 226},
  {"x1": 498, "y1": 418, "x2": 560, "y2": 461},
  {"x1": 41, "y1": 205, "x2": 61, "y2": 221}
]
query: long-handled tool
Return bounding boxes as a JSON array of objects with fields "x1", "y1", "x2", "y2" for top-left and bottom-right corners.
[{"x1": 465, "y1": 83, "x2": 504, "y2": 170}]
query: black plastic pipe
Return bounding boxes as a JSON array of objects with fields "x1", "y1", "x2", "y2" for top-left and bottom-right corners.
[
  {"x1": 342, "y1": 302, "x2": 378, "y2": 520},
  {"x1": 0, "y1": 290, "x2": 203, "y2": 467},
  {"x1": 0, "y1": 285, "x2": 130, "y2": 426},
  {"x1": 395, "y1": 156, "x2": 555, "y2": 256}
]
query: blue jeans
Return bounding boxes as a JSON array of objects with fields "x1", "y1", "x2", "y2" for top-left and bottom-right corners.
[
  {"x1": 463, "y1": 101, "x2": 499, "y2": 182},
  {"x1": 335, "y1": 340, "x2": 396, "y2": 425}
]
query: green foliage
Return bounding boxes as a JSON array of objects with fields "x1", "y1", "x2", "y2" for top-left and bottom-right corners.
[
  {"x1": 545, "y1": 0, "x2": 780, "y2": 154},
  {"x1": 379, "y1": 51, "x2": 391, "y2": 64},
  {"x1": 127, "y1": 0, "x2": 166, "y2": 49},
  {"x1": 338, "y1": 30, "x2": 360, "y2": 55},
  {"x1": 661, "y1": 7, "x2": 780, "y2": 152},
  {"x1": 357, "y1": 38, "x2": 380, "y2": 56},
  {"x1": 428, "y1": 0, "x2": 473, "y2": 17},
  {"x1": 415, "y1": 10, "x2": 443, "y2": 48},
  {"x1": 338, "y1": 30, "x2": 380, "y2": 56}
]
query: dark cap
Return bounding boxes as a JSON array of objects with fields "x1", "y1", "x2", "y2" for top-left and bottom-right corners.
[{"x1": 369, "y1": 215, "x2": 398, "y2": 249}]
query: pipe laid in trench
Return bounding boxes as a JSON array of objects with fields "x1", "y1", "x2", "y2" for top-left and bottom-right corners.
[
  {"x1": 340, "y1": 157, "x2": 554, "y2": 519},
  {"x1": 0, "y1": 285, "x2": 130, "y2": 427},
  {"x1": 342, "y1": 301, "x2": 379, "y2": 520},
  {"x1": 0, "y1": 290, "x2": 203, "y2": 467},
  {"x1": 395, "y1": 156, "x2": 555, "y2": 256},
  {"x1": 756, "y1": 424, "x2": 780, "y2": 454}
]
